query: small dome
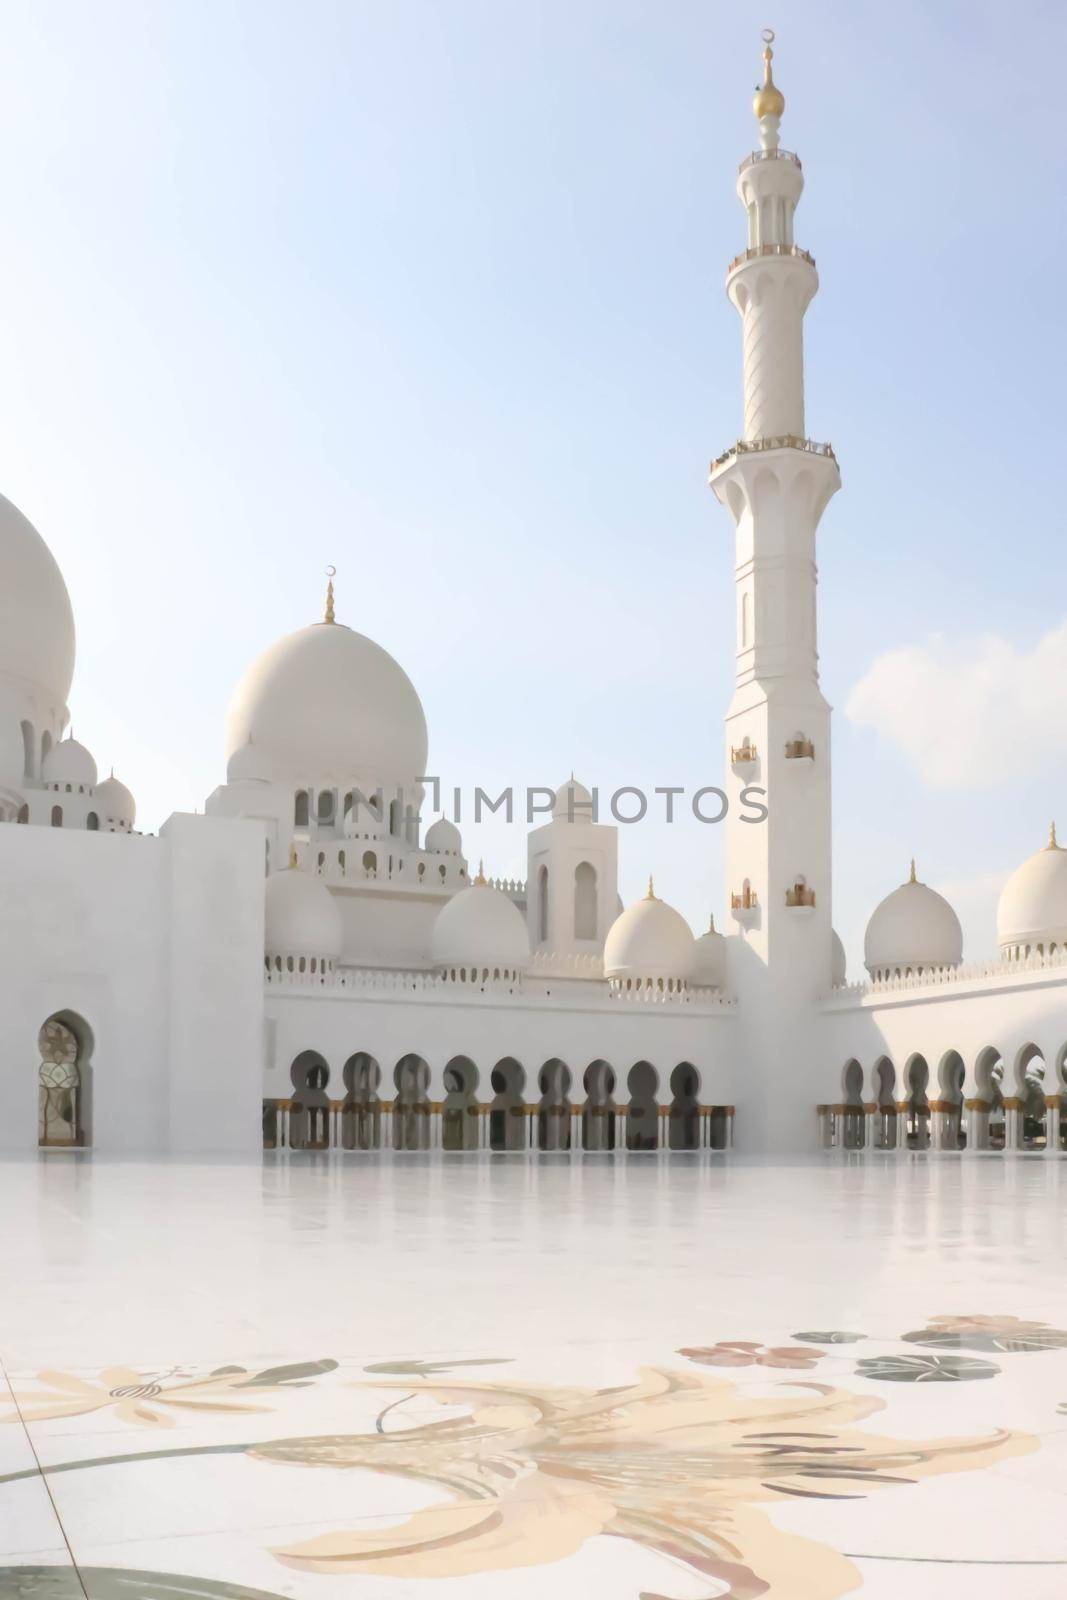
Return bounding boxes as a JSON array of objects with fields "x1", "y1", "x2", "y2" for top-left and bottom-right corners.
[
  {"x1": 831, "y1": 928, "x2": 847, "y2": 987},
  {"x1": 95, "y1": 773, "x2": 136, "y2": 828},
  {"x1": 0, "y1": 493, "x2": 76, "y2": 704},
  {"x1": 225, "y1": 606, "x2": 427, "y2": 788},
  {"x1": 691, "y1": 914, "x2": 727, "y2": 989},
  {"x1": 997, "y1": 824, "x2": 1067, "y2": 954},
  {"x1": 265, "y1": 866, "x2": 343, "y2": 960},
  {"x1": 552, "y1": 777, "x2": 594, "y2": 821},
  {"x1": 431, "y1": 872, "x2": 530, "y2": 973},
  {"x1": 604, "y1": 879, "x2": 695, "y2": 984},
  {"x1": 425, "y1": 816, "x2": 462, "y2": 855},
  {"x1": 42, "y1": 737, "x2": 97, "y2": 789},
  {"x1": 864, "y1": 863, "x2": 962, "y2": 977}
]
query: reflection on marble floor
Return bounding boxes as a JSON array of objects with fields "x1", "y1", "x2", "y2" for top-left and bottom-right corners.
[{"x1": 2, "y1": 1155, "x2": 1067, "y2": 1596}]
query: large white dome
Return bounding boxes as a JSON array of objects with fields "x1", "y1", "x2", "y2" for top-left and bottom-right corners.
[
  {"x1": 265, "y1": 867, "x2": 343, "y2": 961},
  {"x1": 425, "y1": 816, "x2": 462, "y2": 856},
  {"x1": 431, "y1": 874, "x2": 530, "y2": 974},
  {"x1": 225, "y1": 618, "x2": 428, "y2": 789},
  {"x1": 96, "y1": 773, "x2": 136, "y2": 830},
  {"x1": 864, "y1": 864, "x2": 962, "y2": 977},
  {"x1": 0, "y1": 493, "x2": 75, "y2": 703},
  {"x1": 997, "y1": 826, "x2": 1067, "y2": 954},
  {"x1": 604, "y1": 881, "x2": 695, "y2": 985}
]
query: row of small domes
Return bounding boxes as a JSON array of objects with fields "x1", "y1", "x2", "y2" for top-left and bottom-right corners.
[
  {"x1": 37, "y1": 736, "x2": 136, "y2": 823},
  {"x1": 864, "y1": 826, "x2": 1067, "y2": 976},
  {"x1": 265, "y1": 860, "x2": 731, "y2": 987}
]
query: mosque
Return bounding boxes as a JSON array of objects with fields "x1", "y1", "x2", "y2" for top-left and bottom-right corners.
[{"x1": 1, "y1": 36, "x2": 1065, "y2": 1161}]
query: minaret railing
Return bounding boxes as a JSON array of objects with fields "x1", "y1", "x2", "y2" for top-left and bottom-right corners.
[
  {"x1": 710, "y1": 436, "x2": 837, "y2": 474},
  {"x1": 726, "y1": 242, "x2": 815, "y2": 274},
  {"x1": 739, "y1": 148, "x2": 801, "y2": 173}
]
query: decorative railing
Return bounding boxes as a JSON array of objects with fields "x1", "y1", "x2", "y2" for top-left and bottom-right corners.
[
  {"x1": 730, "y1": 742, "x2": 758, "y2": 766},
  {"x1": 739, "y1": 148, "x2": 801, "y2": 173},
  {"x1": 488, "y1": 876, "x2": 526, "y2": 895},
  {"x1": 785, "y1": 738, "x2": 815, "y2": 760},
  {"x1": 726, "y1": 242, "x2": 815, "y2": 275},
  {"x1": 826, "y1": 946, "x2": 1067, "y2": 1002},
  {"x1": 529, "y1": 950, "x2": 604, "y2": 978},
  {"x1": 710, "y1": 436, "x2": 838, "y2": 474},
  {"x1": 731, "y1": 888, "x2": 758, "y2": 911}
]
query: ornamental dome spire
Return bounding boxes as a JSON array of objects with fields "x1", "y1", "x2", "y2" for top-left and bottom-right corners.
[{"x1": 752, "y1": 29, "x2": 785, "y2": 151}]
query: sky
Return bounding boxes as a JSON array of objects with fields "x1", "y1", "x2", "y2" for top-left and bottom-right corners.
[{"x1": 2, "y1": 0, "x2": 1066, "y2": 975}]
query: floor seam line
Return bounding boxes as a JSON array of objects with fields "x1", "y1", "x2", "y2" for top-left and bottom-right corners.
[{"x1": 2, "y1": 1364, "x2": 89, "y2": 1594}]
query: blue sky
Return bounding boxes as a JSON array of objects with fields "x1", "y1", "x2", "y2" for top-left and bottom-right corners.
[{"x1": 3, "y1": 0, "x2": 1065, "y2": 973}]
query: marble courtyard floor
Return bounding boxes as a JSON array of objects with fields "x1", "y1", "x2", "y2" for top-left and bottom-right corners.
[{"x1": 2, "y1": 1153, "x2": 1067, "y2": 1598}]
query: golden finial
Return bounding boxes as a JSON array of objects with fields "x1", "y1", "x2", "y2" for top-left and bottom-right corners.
[
  {"x1": 708, "y1": 913, "x2": 716, "y2": 933},
  {"x1": 753, "y1": 28, "x2": 785, "y2": 122},
  {"x1": 1049, "y1": 821, "x2": 1059, "y2": 850},
  {"x1": 474, "y1": 858, "x2": 488, "y2": 886},
  {"x1": 324, "y1": 565, "x2": 336, "y2": 624},
  {"x1": 289, "y1": 844, "x2": 299, "y2": 870},
  {"x1": 646, "y1": 874, "x2": 656, "y2": 900},
  {"x1": 908, "y1": 859, "x2": 917, "y2": 884}
]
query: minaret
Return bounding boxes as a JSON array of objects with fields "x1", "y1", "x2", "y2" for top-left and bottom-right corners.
[{"x1": 710, "y1": 34, "x2": 840, "y2": 1149}]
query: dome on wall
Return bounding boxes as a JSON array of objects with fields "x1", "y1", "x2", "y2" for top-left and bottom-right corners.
[
  {"x1": 225, "y1": 611, "x2": 428, "y2": 790},
  {"x1": 265, "y1": 865, "x2": 343, "y2": 960},
  {"x1": 96, "y1": 773, "x2": 136, "y2": 829},
  {"x1": 0, "y1": 493, "x2": 75, "y2": 705},
  {"x1": 604, "y1": 880, "x2": 695, "y2": 984},
  {"x1": 691, "y1": 914, "x2": 727, "y2": 989},
  {"x1": 997, "y1": 825, "x2": 1067, "y2": 954},
  {"x1": 864, "y1": 863, "x2": 962, "y2": 976},
  {"x1": 425, "y1": 816, "x2": 462, "y2": 856},
  {"x1": 42, "y1": 736, "x2": 96, "y2": 789},
  {"x1": 431, "y1": 870, "x2": 530, "y2": 973}
]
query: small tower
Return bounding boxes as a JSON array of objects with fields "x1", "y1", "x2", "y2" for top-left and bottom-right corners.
[
  {"x1": 710, "y1": 35, "x2": 840, "y2": 1149},
  {"x1": 526, "y1": 778, "x2": 619, "y2": 959}
]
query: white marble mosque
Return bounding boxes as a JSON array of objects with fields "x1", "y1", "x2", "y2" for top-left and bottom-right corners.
[{"x1": 1, "y1": 33, "x2": 1066, "y2": 1169}]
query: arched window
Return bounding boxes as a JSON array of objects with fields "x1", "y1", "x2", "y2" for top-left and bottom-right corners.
[
  {"x1": 51, "y1": 805, "x2": 63, "y2": 827},
  {"x1": 21, "y1": 721, "x2": 35, "y2": 779},
  {"x1": 388, "y1": 799, "x2": 400, "y2": 836},
  {"x1": 338, "y1": 849, "x2": 346, "y2": 875},
  {"x1": 86, "y1": 813, "x2": 99, "y2": 831},
  {"x1": 740, "y1": 591, "x2": 749, "y2": 649},
  {"x1": 16, "y1": 803, "x2": 28, "y2": 824},
  {"x1": 574, "y1": 861, "x2": 597, "y2": 940},
  {"x1": 294, "y1": 790, "x2": 309, "y2": 827},
  {"x1": 362, "y1": 850, "x2": 377, "y2": 874},
  {"x1": 317, "y1": 789, "x2": 334, "y2": 824},
  {"x1": 538, "y1": 864, "x2": 549, "y2": 943}
]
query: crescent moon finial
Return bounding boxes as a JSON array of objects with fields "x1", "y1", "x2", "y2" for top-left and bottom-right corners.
[{"x1": 324, "y1": 567, "x2": 336, "y2": 623}]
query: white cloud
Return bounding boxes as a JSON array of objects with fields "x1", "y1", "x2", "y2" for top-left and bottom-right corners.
[{"x1": 845, "y1": 620, "x2": 1067, "y2": 789}]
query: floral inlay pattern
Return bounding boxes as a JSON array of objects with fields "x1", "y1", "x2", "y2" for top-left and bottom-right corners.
[
  {"x1": 678, "y1": 1340, "x2": 822, "y2": 1370},
  {"x1": 902, "y1": 1315, "x2": 1067, "y2": 1354},
  {"x1": 855, "y1": 1353, "x2": 1000, "y2": 1383},
  {"x1": 792, "y1": 1331, "x2": 867, "y2": 1345},
  {"x1": 257, "y1": 1367, "x2": 1030, "y2": 1596},
  {"x1": 1, "y1": 1360, "x2": 338, "y2": 1428}
]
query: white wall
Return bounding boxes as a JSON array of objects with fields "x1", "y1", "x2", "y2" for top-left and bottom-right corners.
[{"x1": 0, "y1": 812, "x2": 265, "y2": 1152}]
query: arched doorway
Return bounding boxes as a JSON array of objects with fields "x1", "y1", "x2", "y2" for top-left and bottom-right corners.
[
  {"x1": 1016, "y1": 1043, "x2": 1047, "y2": 1152},
  {"x1": 38, "y1": 1013, "x2": 93, "y2": 1147},
  {"x1": 574, "y1": 863, "x2": 597, "y2": 941},
  {"x1": 937, "y1": 1051, "x2": 966, "y2": 1151},
  {"x1": 974, "y1": 1047, "x2": 1005, "y2": 1151},
  {"x1": 841, "y1": 1060, "x2": 865, "y2": 1149},
  {"x1": 442, "y1": 1057, "x2": 479, "y2": 1152},
  {"x1": 393, "y1": 1055, "x2": 430, "y2": 1151},
  {"x1": 582, "y1": 1060, "x2": 616, "y2": 1151},
  {"x1": 626, "y1": 1061, "x2": 659, "y2": 1152},
  {"x1": 537, "y1": 1059, "x2": 572, "y2": 1151},
  {"x1": 489, "y1": 1058, "x2": 526, "y2": 1151},
  {"x1": 341, "y1": 1053, "x2": 381, "y2": 1150},
  {"x1": 289, "y1": 1052, "x2": 331, "y2": 1149},
  {"x1": 873, "y1": 1058, "x2": 896, "y2": 1149},
  {"x1": 904, "y1": 1054, "x2": 930, "y2": 1150},
  {"x1": 669, "y1": 1063, "x2": 701, "y2": 1150}
]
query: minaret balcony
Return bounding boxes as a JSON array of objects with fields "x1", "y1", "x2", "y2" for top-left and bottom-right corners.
[
  {"x1": 784, "y1": 737, "x2": 815, "y2": 763},
  {"x1": 726, "y1": 242, "x2": 815, "y2": 276},
  {"x1": 730, "y1": 887, "x2": 759, "y2": 925},
  {"x1": 730, "y1": 741, "x2": 758, "y2": 775},
  {"x1": 710, "y1": 435, "x2": 837, "y2": 480},
  {"x1": 738, "y1": 148, "x2": 801, "y2": 174},
  {"x1": 785, "y1": 882, "x2": 816, "y2": 915}
]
